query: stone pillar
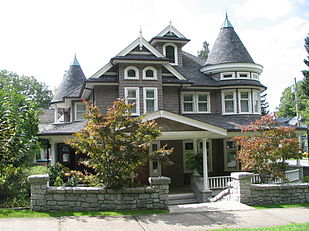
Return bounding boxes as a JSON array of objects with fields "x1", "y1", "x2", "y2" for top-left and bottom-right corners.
[
  {"x1": 28, "y1": 174, "x2": 49, "y2": 211},
  {"x1": 149, "y1": 176, "x2": 171, "y2": 209},
  {"x1": 230, "y1": 172, "x2": 253, "y2": 204},
  {"x1": 50, "y1": 142, "x2": 56, "y2": 164}
]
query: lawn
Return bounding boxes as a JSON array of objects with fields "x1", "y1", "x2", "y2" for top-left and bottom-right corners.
[
  {"x1": 0, "y1": 209, "x2": 169, "y2": 218},
  {"x1": 210, "y1": 223, "x2": 309, "y2": 231},
  {"x1": 253, "y1": 203, "x2": 309, "y2": 209}
]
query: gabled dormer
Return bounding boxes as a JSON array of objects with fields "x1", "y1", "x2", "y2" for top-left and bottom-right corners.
[{"x1": 150, "y1": 23, "x2": 190, "y2": 67}]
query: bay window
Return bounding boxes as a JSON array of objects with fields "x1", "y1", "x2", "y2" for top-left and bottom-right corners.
[
  {"x1": 238, "y1": 90, "x2": 252, "y2": 113},
  {"x1": 222, "y1": 90, "x2": 236, "y2": 114}
]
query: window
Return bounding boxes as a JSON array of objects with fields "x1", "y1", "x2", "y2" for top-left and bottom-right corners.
[
  {"x1": 124, "y1": 66, "x2": 139, "y2": 79},
  {"x1": 220, "y1": 72, "x2": 235, "y2": 80},
  {"x1": 75, "y1": 102, "x2": 86, "y2": 121},
  {"x1": 125, "y1": 87, "x2": 140, "y2": 115},
  {"x1": 163, "y1": 43, "x2": 178, "y2": 65},
  {"x1": 253, "y1": 90, "x2": 261, "y2": 114},
  {"x1": 237, "y1": 72, "x2": 250, "y2": 79},
  {"x1": 149, "y1": 141, "x2": 161, "y2": 176},
  {"x1": 224, "y1": 140, "x2": 239, "y2": 171},
  {"x1": 238, "y1": 90, "x2": 252, "y2": 113},
  {"x1": 251, "y1": 73, "x2": 259, "y2": 80},
  {"x1": 183, "y1": 141, "x2": 195, "y2": 173},
  {"x1": 142, "y1": 66, "x2": 157, "y2": 80},
  {"x1": 222, "y1": 90, "x2": 236, "y2": 114},
  {"x1": 143, "y1": 88, "x2": 158, "y2": 113},
  {"x1": 181, "y1": 92, "x2": 210, "y2": 113}
]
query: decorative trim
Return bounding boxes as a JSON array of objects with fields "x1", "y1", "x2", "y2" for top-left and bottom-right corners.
[
  {"x1": 90, "y1": 62, "x2": 113, "y2": 79},
  {"x1": 156, "y1": 24, "x2": 187, "y2": 38},
  {"x1": 142, "y1": 66, "x2": 157, "y2": 80},
  {"x1": 124, "y1": 66, "x2": 139, "y2": 79},
  {"x1": 163, "y1": 64, "x2": 186, "y2": 80},
  {"x1": 200, "y1": 63, "x2": 263, "y2": 75}
]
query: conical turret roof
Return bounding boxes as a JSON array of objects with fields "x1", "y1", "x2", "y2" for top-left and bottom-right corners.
[
  {"x1": 51, "y1": 55, "x2": 86, "y2": 104},
  {"x1": 205, "y1": 15, "x2": 254, "y2": 66}
]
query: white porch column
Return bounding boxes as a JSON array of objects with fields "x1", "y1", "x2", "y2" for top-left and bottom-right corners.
[
  {"x1": 50, "y1": 142, "x2": 57, "y2": 164},
  {"x1": 202, "y1": 138, "x2": 209, "y2": 190}
]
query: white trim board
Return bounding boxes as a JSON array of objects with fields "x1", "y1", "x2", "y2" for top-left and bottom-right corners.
[{"x1": 156, "y1": 24, "x2": 187, "y2": 38}]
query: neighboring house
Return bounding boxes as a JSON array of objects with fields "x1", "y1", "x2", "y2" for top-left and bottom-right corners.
[{"x1": 40, "y1": 15, "x2": 279, "y2": 189}]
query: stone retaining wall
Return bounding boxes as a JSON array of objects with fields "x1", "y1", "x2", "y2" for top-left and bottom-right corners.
[
  {"x1": 226, "y1": 172, "x2": 309, "y2": 205},
  {"x1": 28, "y1": 174, "x2": 171, "y2": 212}
]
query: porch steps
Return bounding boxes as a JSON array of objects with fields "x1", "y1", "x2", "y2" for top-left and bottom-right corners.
[{"x1": 168, "y1": 193, "x2": 199, "y2": 205}]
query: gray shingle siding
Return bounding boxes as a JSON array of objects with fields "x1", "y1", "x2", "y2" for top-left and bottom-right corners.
[
  {"x1": 94, "y1": 85, "x2": 119, "y2": 114},
  {"x1": 163, "y1": 86, "x2": 180, "y2": 114}
]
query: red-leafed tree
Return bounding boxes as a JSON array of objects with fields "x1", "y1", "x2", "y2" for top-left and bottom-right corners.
[
  {"x1": 66, "y1": 99, "x2": 172, "y2": 189},
  {"x1": 233, "y1": 116, "x2": 301, "y2": 183}
]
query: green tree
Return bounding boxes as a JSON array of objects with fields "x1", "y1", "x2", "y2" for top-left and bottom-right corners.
[
  {"x1": 0, "y1": 83, "x2": 40, "y2": 203},
  {"x1": 233, "y1": 116, "x2": 301, "y2": 183},
  {"x1": 276, "y1": 85, "x2": 297, "y2": 118},
  {"x1": 301, "y1": 35, "x2": 309, "y2": 96},
  {"x1": 197, "y1": 41, "x2": 210, "y2": 59},
  {"x1": 0, "y1": 70, "x2": 53, "y2": 109},
  {"x1": 66, "y1": 99, "x2": 173, "y2": 189}
]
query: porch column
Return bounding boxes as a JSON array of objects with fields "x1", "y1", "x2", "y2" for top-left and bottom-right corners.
[
  {"x1": 50, "y1": 141, "x2": 57, "y2": 164},
  {"x1": 202, "y1": 138, "x2": 209, "y2": 190}
]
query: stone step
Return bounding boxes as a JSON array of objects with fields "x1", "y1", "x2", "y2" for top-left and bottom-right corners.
[
  {"x1": 168, "y1": 193, "x2": 199, "y2": 205},
  {"x1": 168, "y1": 193, "x2": 195, "y2": 200},
  {"x1": 168, "y1": 198, "x2": 199, "y2": 205}
]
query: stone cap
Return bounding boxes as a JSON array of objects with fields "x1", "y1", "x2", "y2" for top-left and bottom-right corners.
[
  {"x1": 28, "y1": 174, "x2": 49, "y2": 184},
  {"x1": 231, "y1": 172, "x2": 254, "y2": 180},
  {"x1": 149, "y1": 176, "x2": 171, "y2": 185}
]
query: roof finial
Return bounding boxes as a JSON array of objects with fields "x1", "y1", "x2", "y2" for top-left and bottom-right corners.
[
  {"x1": 139, "y1": 26, "x2": 143, "y2": 50},
  {"x1": 72, "y1": 53, "x2": 80, "y2": 66},
  {"x1": 221, "y1": 12, "x2": 233, "y2": 28},
  {"x1": 169, "y1": 20, "x2": 172, "y2": 32}
]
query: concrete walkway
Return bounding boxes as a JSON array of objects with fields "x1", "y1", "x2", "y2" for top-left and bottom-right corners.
[{"x1": 1, "y1": 206, "x2": 309, "y2": 231}]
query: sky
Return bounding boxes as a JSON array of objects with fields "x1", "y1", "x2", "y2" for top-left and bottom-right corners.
[{"x1": 0, "y1": 0, "x2": 308, "y2": 112}]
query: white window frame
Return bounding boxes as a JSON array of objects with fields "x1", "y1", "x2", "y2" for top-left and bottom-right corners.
[
  {"x1": 75, "y1": 102, "x2": 86, "y2": 121},
  {"x1": 220, "y1": 72, "x2": 235, "y2": 80},
  {"x1": 251, "y1": 73, "x2": 259, "y2": 80},
  {"x1": 149, "y1": 141, "x2": 161, "y2": 177},
  {"x1": 142, "y1": 66, "x2": 157, "y2": 80},
  {"x1": 125, "y1": 87, "x2": 140, "y2": 116},
  {"x1": 237, "y1": 72, "x2": 250, "y2": 79},
  {"x1": 124, "y1": 66, "x2": 139, "y2": 79},
  {"x1": 224, "y1": 139, "x2": 239, "y2": 172},
  {"x1": 181, "y1": 92, "x2": 211, "y2": 114},
  {"x1": 163, "y1": 43, "x2": 178, "y2": 65},
  {"x1": 143, "y1": 87, "x2": 158, "y2": 114},
  {"x1": 221, "y1": 90, "x2": 237, "y2": 114},
  {"x1": 238, "y1": 90, "x2": 252, "y2": 114},
  {"x1": 252, "y1": 90, "x2": 261, "y2": 114}
]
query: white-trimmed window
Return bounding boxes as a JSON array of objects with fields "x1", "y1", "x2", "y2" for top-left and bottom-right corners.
[
  {"x1": 125, "y1": 87, "x2": 140, "y2": 115},
  {"x1": 143, "y1": 88, "x2": 158, "y2": 113},
  {"x1": 149, "y1": 141, "x2": 161, "y2": 176},
  {"x1": 222, "y1": 90, "x2": 236, "y2": 114},
  {"x1": 224, "y1": 140, "x2": 239, "y2": 171},
  {"x1": 142, "y1": 66, "x2": 157, "y2": 80},
  {"x1": 237, "y1": 72, "x2": 250, "y2": 79},
  {"x1": 163, "y1": 43, "x2": 178, "y2": 65},
  {"x1": 124, "y1": 66, "x2": 139, "y2": 79},
  {"x1": 238, "y1": 90, "x2": 252, "y2": 113},
  {"x1": 75, "y1": 102, "x2": 86, "y2": 121},
  {"x1": 220, "y1": 72, "x2": 235, "y2": 80},
  {"x1": 181, "y1": 92, "x2": 210, "y2": 113},
  {"x1": 251, "y1": 73, "x2": 259, "y2": 80},
  {"x1": 253, "y1": 90, "x2": 261, "y2": 114}
]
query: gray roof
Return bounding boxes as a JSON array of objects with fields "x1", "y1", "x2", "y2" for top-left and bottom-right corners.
[
  {"x1": 205, "y1": 26, "x2": 255, "y2": 66},
  {"x1": 51, "y1": 57, "x2": 86, "y2": 104},
  {"x1": 39, "y1": 121, "x2": 85, "y2": 135},
  {"x1": 39, "y1": 109, "x2": 54, "y2": 124}
]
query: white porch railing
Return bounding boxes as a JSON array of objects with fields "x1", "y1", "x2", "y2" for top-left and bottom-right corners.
[{"x1": 208, "y1": 169, "x2": 301, "y2": 189}]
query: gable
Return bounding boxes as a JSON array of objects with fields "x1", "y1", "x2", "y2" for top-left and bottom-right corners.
[{"x1": 155, "y1": 118, "x2": 203, "y2": 132}]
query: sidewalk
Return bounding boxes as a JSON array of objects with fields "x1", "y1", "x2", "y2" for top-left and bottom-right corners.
[{"x1": 1, "y1": 205, "x2": 309, "y2": 231}]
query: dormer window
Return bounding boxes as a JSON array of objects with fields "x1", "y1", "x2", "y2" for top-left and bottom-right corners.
[
  {"x1": 220, "y1": 72, "x2": 235, "y2": 80},
  {"x1": 124, "y1": 66, "x2": 139, "y2": 79},
  {"x1": 143, "y1": 66, "x2": 157, "y2": 80},
  {"x1": 237, "y1": 72, "x2": 250, "y2": 79},
  {"x1": 163, "y1": 43, "x2": 178, "y2": 65}
]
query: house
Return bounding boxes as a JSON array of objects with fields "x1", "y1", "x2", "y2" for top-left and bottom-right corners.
[{"x1": 40, "y1": 15, "x2": 267, "y2": 191}]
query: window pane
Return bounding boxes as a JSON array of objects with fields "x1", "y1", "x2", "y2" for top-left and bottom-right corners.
[
  {"x1": 146, "y1": 70, "x2": 154, "y2": 77},
  {"x1": 198, "y1": 94, "x2": 208, "y2": 101},
  {"x1": 241, "y1": 100, "x2": 249, "y2": 112},
  {"x1": 166, "y1": 46, "x2": 175, "y2": 63},
  {"x1": 224, "y1": 93, "x2": 234, "y2": 99},
  {"x1": 185, "y1": 142, "x2": 194, "y2": 150},
  {"x1": 240, "y1": 92, "x2": 249, "y2": 99},
  {"x1": 146, "y1": 100, "x2": 155, "y2": 113},
  {"x1": 127, "y1": 90, "x2": 136, "y2": 98},
  {"x1": 223, "y1": 74, "x2": 233, "y2": 78},
  {"x1": 127, "y1": 69, "x2": 136, "y2": 77},
  {"x1": 76, "y1": 103, "x2": 85, "y2": 110},
  {"x1": 198, "y1": 103, "x2": 208, "y2": 112},
  {"x1": 225, "y1": 101, "x2": 234, "y2": 113},
  {"x1": 184, "y1": 103, "x2": 193, "y2": 112},
  {"x1": 146, "y1": 90, "x2": 154, "y2": 98},
  {"x1": 183, "y1": 94, "x2": 193, "y2": 101},
  {"x1": 239, "y1": 73, "x2": 248, "y2": 78}
]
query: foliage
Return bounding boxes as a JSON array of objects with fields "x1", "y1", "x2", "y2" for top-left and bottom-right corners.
[
  {"x1": 66, "y1": 99, "x2": 173, "y2": 189},
  {"x1": 0, "y1": 83, "x2": 41, "y2": 204},
  {"x1": 276, "y1": 85, "x2": 297, "y2": 118},
  {"x1": 0, "y1": 70, "x2": 53, "y2": 109},
  {"x1": 301, "y1": 35, "x2": 309, "y2": 96},
  {"x1": 302, "y1": 176, "x2": 309, "y2": 183},
  {"x1": 185, "y1": 151, "x2": 203, "y2": 175},
  {"x1": 233, "y1": 116, "x2": 301, "y2": 183},
  {"x1": 197, "y1": 41, "x2": 210, "y2": 59},
  {"x1": 261, "y1": 93, "x2": 269, "y2": 115}
]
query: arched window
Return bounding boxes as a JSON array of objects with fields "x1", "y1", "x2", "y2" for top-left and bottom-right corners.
[
  {"x1": 124, "y1": 66, "x2": 139, "y2": 79},
  {"x1": 142, "y1": 66, "x2": 157, "y2": 80},
  {"x1": 163, "y1": 43, "x2": 178, "y2": 65}
]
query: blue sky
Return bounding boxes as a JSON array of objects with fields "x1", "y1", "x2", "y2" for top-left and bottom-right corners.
[{"x1": 0, "y1": 0, "x2": 308, "y2": 111}]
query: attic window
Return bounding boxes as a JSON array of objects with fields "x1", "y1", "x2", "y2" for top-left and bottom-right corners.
[
  {"x1": 143, "y1": 66, "x2": 157, "y2": 80},
  {"x1": 251, "y1": 73, "x2": 259, "y2": 80},
  {"x1": 220, "y1": 72, "x2": 235, "y2": 80},
  {"x1": 124, "y1": 66, "x2": 139, "y2": 79},
  {"x1": 237, "y1": 72, "x2": 250, "y2": 79},
  {"x1": 163, "y1": 43, "x2": 178, "y2": 65}
]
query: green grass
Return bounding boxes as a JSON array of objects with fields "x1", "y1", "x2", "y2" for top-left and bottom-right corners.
[
  {"x1": 210, "y1": 222, "x2": 309, "y2": 231},
  {"x1": 25, "y1": 165, "x2": 48, "y2": 176},
  {"x1": 0, "y1": 209, "x2": 168, "y2": 218},
  {"x1": 253, "y1": 203, "x2": 309, "y2": 209}
]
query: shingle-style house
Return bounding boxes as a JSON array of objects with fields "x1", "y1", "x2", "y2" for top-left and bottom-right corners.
[{"x1": 40, "y1": 15, "x2": 267, "y2": 192}]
